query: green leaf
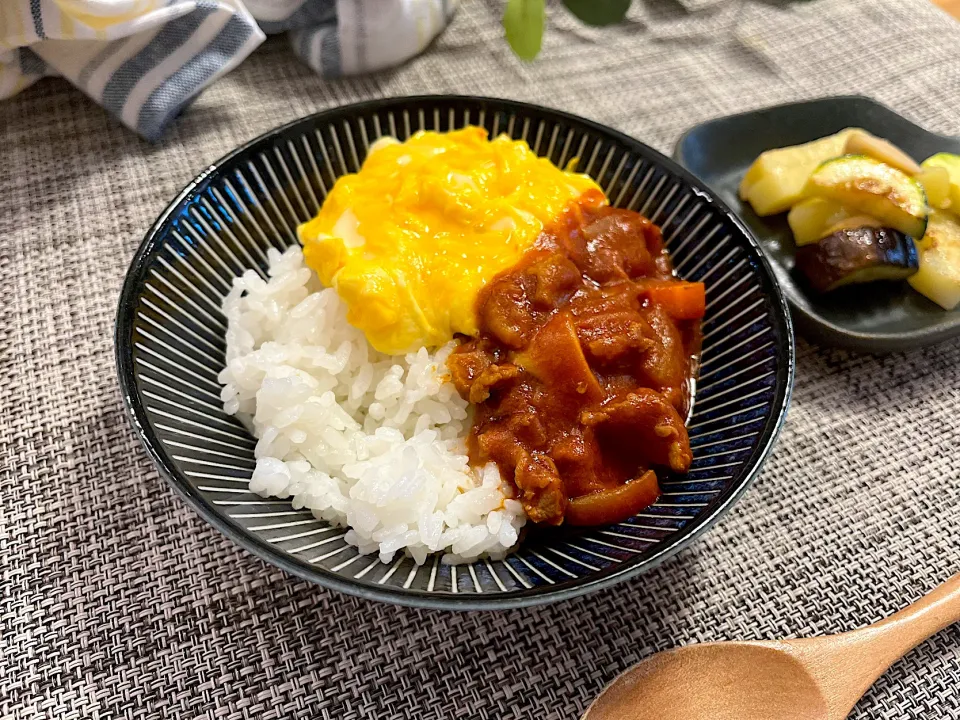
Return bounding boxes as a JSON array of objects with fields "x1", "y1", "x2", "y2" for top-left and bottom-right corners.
[
  {"x1": 503, "y1": 0, "x2": 545, "y2": 61},
  {"x1": 562, "y1": 0, "x2": 632, "y2": 27}
]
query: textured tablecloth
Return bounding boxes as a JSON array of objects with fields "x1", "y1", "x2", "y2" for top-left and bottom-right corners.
[{"x1": 3, "y1": 1, "x2": 959, "y2": 718}]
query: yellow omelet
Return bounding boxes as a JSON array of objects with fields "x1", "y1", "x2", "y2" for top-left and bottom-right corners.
[{"x1": 298, "y1": 126, "x2": 603, "y2": 354}]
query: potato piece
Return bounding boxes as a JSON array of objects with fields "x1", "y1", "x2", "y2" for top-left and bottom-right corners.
[
  {"x1": 843, "y1": 130, "x2": 921, "y2": 175},
  {"x1": 917, "y1": 166, "x2": 952, "y2": 210},
  {"x1": 804, "y1": 155, "x2": 927, "y2": 238},
  {"x1": 739, "y1": 129, "x2": 856, "y2": 216},
  {"x1": 787, "y1": 198, "x2": 853, "y2": 245},
  {"x1": 921, "y1": 153, "x2": 960, "y2": 211},
  {"x1": 908, "y1": 209, "x2": 960, "y2": 309}
]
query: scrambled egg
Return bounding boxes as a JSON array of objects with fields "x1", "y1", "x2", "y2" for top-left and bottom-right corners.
[{"x1": 298, "y1": 127, "x2": 603, "y2": 354}]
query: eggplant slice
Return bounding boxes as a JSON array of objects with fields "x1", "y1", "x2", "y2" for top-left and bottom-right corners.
[{"x1": 794, "y1": 226, "x2": 919, "y2": 293}]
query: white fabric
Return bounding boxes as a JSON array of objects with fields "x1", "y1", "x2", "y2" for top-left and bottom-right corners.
[{"x1": 0, "y1": 0, "x2": 456, "y2": 140}]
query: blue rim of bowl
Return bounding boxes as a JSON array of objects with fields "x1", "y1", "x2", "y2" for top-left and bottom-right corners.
[{"x1": 115, "y1": 95, "x2": 796, "y2": 610}]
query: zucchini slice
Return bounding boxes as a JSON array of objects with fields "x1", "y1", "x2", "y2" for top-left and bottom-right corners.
[
  {"x1": 804, "y1": 155, "x2": 927, "y2": 239},
  {"x1": 794, "y1": 227, "x2": 919, "y2": 293},
  {"x1": 823, "y1": 215, "x2": 884, "y2": 235},
  {"x1": 908, "y1": 209, "x2": 960, "y2": 309}
]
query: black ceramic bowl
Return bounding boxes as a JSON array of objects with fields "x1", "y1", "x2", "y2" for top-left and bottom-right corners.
[
  {"x1": 675, "y1": 95, "x2": 960, "y2": 353},
  {"x1": 116, "y1": 96, "x2": 794, "y2": 609}
]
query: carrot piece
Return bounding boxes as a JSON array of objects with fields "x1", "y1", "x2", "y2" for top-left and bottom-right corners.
[
  {"x1": 565, "y1": 470, "x2": 660, "y2": 526},
  {"x1": 645, "y1": 282, "x2": 706, "y2": 320}
]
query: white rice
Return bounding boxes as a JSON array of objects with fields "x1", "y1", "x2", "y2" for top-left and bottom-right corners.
[{"x1": 218, "y1": 246, "x2": 526, "y2": 565}]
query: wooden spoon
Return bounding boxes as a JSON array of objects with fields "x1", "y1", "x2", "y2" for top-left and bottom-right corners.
[{"x1": 583, "y1": 573, "x2": 960, "y2": 720}]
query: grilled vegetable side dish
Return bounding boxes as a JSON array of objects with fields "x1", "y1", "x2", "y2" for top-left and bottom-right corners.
[
  {"x1": 739, "y1": 129, "x2": 854, "y2": 216},
  {"x1": 804, "y1": 155, "x2": 927, "y2": 240},
  {"x1": 908, "y1": 209, "x2": 960, "y2": 310},
  {"x1": 921, "y1": 153, "x2": 960, "y2": 210},
  {"x1": 787, "y1": 198, "x2": 884, "y2": 246},
  {"x1": 740, "y1": 130, "x2": 960, "y2": 309},
  {"x1": 794, "y1": 228, "x2": 918, "y2": 293}
]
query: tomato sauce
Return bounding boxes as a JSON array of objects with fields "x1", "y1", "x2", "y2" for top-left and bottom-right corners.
[{"x1": 448, "y1": 192, "x2": 703, "y2": 526}]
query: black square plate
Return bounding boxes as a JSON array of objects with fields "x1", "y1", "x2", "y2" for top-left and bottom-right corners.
[{"x1": 675, "y1": 95, "x2": 960, "y2": 353}]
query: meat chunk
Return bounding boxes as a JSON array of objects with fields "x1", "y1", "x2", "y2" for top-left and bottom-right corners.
[
  {"x1": 569, "y1": 284, "x2": 654, "y2": 365},
  {"x1": 653, "y1": 252, "x2": 674, "y2": 279},
  {"x1": 525, "y1": 253, "x2": 582, "y2": 309},
  {"x1": 475, "y1": 406, "x2": 548, "y2": 462},
  {"x1": 506, "y1": 410, "x2": 548, "y2": 448},
  {"x1": 476, "y1": 274, "x2": 538, "y2": 349},
  {"x1": 582, "y1": 389, "x2": 693, "y2": 473},
  {"x1": 468, "y1": 362, "x2": 520, "y2": 403},
  {"x1": 514, "y1": 452, "x2": 567, "y2": 525},
  {"x1": 550, "y1": 431, "x2": 609, "y2": 498},
  {"x1": 587, "y1": 320, "x2": 653, "y2": 362},
  {"x1": 476, "y1": 424, "x2": 526, "y2": 468},
  {"x1": 569, "y1": 282, "x2": 641, "y2": 316},
  {"x1": 576, "y1": 310, "x2": 654, "y2": 364},
  {"x1": 576, "y1": 210, "x2": 660, "y2": 283},
  {"x1": 638, "y1": 303, "x2": 688, "y2": 411},
  {"x1": 460, "y1": 204, "x2": 699, "y2": 528},
  {"x1": 447, "y1": 340, "x2": 494, "y2": 399}
]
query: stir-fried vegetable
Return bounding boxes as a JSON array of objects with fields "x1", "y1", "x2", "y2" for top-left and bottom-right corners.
[
  {"x1": 643, "y1": 282, "x2": 706, "y2": 320},
  {"x1": 794, "y1": 227, "x2": 919, "y2": 293},
  {"x1": 921, "y1": 153, "x2": 960, "y2": 211},
  {"x1": 803, "y1": 155, "x2": 927, "y2": 239},
  {"x1": 909, "y1": 209, "x2": 960, "y2": 309},
  {"x1": 739, "y1": 130, "x2": 855, "y2": 216},
  {"x1": 740, "y1": 126, "x2": 959, "y2": 311},
  {"x1": 566, "y1": 470, "x2": 660, "y2": 526}
]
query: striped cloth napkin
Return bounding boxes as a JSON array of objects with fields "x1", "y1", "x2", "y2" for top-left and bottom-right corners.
[{"x1": 0, "y1": 0, "x2": 457, "y2": 142}]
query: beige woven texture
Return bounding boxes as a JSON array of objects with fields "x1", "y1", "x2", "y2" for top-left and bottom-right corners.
[{"x1": 2, "y1": 0, "x2": 959, "y2": 717}]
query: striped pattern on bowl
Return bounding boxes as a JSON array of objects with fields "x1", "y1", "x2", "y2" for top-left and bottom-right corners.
[{"x1": 116, "y1": 96, "x2": 794, "y2": 609}]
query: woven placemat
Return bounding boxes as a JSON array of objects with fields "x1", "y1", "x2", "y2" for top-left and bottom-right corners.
[{"x1": 2, "y1": 1, "x2": 959, "y2": 717}]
